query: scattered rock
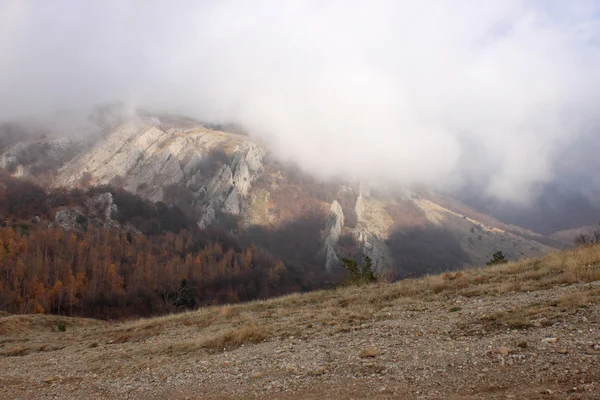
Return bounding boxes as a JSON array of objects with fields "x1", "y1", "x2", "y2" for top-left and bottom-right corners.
[
  {"x1": 359, "y1": 347, "x2": 380, "y2": 358},
  {"x1": 42, "y1": 376, "x2": 58, "y2": 384},
  {"x1": 567, "y1": 386, "x2": 584, "y2": 394},
  {"x1": 540, "y1": 389, "x2": 553, "y2": 395},
  {"x1": 249, "y1": 372, "x2": 264, "y2": 379},
  {"x1": 497, "y1": 347, "x2": 511, "y2": 357},
  {"x1": 557, "y1": 348, "x2": 568, "y2": 354},
  {"x1": 309, "y1": 366, "x2": 327, "y2": 376},
  {"x1": 284, "y1": 364, "x2": 297, "y2": 374},
  {"x1": 517, "y1": 341, "x2": 528, "y2": 349},
  {"x1": 541, "y1": 337, "x2": 558, "y2": 344}
]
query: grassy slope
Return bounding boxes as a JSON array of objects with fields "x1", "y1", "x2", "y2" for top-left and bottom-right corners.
[
  {"x1": 1, "y1": 245, "x2": 600, "y2": 399},
  {"x1": 114, "y1": 244, "x2": 600, "y2": 347}
]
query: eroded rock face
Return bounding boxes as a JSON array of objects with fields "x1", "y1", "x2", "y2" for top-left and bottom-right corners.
[
  {"x1": 56, "y1": 122, "x2": 171, "y2": 187},
  {"x1": 52, "y1": 192, "x2": 118, "y2": 231},
  {"x1": 0, "y1": 137, "x2": 80, "y2": 177},
  {"x1": 355, "y1": 230, "x2": 390, "y2": 273},
  {"x1": 50, "y1": 116, "x2": 266, "y2": 230},
  {"x1": 353, "y1": 190, "x2": 392, "y2": 272},
  {"x1": 196, "y1": 143, "x2": 265, "y2": 228},
  {"x1": 124, "y1": 151, "x2": 185, "y2": 202},
  {"x1": 324, "y1": 200, "x2": 344, "y2": 272}
]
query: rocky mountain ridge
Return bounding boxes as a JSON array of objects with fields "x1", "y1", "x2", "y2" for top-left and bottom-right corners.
[{"x1": 0, "y1": 113, "x2": 554, "y2": 277}]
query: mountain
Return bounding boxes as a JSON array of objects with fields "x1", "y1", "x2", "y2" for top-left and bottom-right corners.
[{"x1": 0, "y1": 108, "x2": 555, "y2": 280}]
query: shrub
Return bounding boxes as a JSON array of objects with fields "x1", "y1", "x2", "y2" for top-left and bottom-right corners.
[
  {"x1": 574, "y1": 223, "x2": 600, "y2": 247},
  {"x1": 487, "y1": 251, "x2": 508, "y2": 266}
]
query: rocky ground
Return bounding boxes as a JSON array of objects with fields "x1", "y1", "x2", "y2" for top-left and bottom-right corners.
[{"x1": 1, "y1": 247, "x2": 600, "y2": 399}]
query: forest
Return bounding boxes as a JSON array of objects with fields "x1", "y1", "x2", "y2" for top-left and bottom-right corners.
[{"x1": 0, "y1": 172, "x2": 329, "y2": 319}]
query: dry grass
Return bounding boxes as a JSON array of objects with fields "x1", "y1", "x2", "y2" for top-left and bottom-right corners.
[
  {"x1": 4, "y1": 245, "x2": 600, "y2": 358},
  {"x1": 459, "y1": 285, "x2": 600, "y2": 337},
  {"x1": 0, "y1": 346, "x2": 29, "y2": 357},
  {"x1": 0, "y1": 314, "x2": 103, "y2": 335},
  {"x1": 559, "y1": 287, "x2": 600, "y2": 308},
  {"x1": 200, "y1": 322, "x2": 268, "y2": 351},
  {"x1": 160, "y1": 321, "x2": 268, "y2": 356},
  {"x1": 110, "y1": 329, "x2": 157, "y2": 344}
]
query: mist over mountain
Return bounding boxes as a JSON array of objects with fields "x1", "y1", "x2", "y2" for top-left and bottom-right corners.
[{"x1": 1, "y1": 1, "x2": 600, "y2": 231}]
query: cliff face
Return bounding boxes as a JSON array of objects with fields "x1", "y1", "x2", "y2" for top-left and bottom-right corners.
[
  {"x1": 324, "y1": 201, "x2": 344, "y2": 272},
  {"x1": 0, "y1": 114, "x2": 553, "y2": 276}
]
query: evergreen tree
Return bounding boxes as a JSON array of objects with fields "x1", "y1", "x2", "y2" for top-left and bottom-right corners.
[{"x1": 486, "y1": 251, "x2": 508, "y2": 266}]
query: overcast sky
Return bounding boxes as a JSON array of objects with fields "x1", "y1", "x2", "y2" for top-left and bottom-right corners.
[{"x1": 1, "y1": 0, "x2": 600, "y2": 207}]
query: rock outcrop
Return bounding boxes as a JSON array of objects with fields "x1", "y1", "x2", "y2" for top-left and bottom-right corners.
[
  {"x1": 324, "y1": 201, "x2": 344, "y2": 272},
  {"x1": 52, "y1": 192, "x2": 118, "y2": 231},
  {"x1": 197, "y1": 143, "x2": 265, "y2": 228},
  {"x1": 353, "y1": 191, "x2": 392, "y2": 272}
]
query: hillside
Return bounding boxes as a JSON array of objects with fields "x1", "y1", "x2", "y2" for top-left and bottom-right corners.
[
  {"x1": 0, "y1": 172, "x2": 336, "y2": 319},
  {"x1": 1, "y1": 246, "x2": 599, "y2": 399},
  {"x1": 0, "y1": 109, "x2": 554, "y2": 279}
]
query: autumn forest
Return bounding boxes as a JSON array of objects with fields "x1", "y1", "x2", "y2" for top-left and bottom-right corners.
[{"x1": 0, "y1": 172, "x2": 330, "y2": 319}]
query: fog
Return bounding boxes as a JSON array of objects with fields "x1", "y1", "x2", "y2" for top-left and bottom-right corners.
[{"x1": 1, "y1": 1, "x2": 600, "y2": 215}]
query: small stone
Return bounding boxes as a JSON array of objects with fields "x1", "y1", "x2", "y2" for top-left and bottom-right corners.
[
  {"x1": 497, "y1": 347, "x2": 511, "y2": 357},
  {"x1": 557, "y1": 348, "x2": 568, "y2": 354},
  {"x1": 541, "y1": 337, "x2": 558, "y2": 344},
  {"x1": 540, "y1": 389, "x2": 553, "y2": 395},
  {"x1": 249, "y1": 372, "x2": 264, "y2": 379},
  {"x1": 359, "y1": 347, "x2": 380, "y2": 358},
  {"x1": 42, "y1": 376, "x2": 57, "y2": 384},
  {"x1": 517, "y1": 341, "x2": 528, "y2": 349},
  {"x1": 310, "y1": 366, "x2": 327, "y2": 376},
  {"x1": 285, "y1": 364, "x2": 297, "y2": 374}
]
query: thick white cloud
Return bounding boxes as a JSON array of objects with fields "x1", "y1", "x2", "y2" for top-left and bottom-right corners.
[{"x1": 1, "y1": 0, "x2": 599, "y2": 203}]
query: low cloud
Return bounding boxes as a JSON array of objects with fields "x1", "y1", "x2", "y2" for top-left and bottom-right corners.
[{"x1": 1, "y1": 0, "x2": 600, "y2": 205}]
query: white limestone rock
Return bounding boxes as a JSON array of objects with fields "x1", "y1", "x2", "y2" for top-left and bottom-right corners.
[{"x1": 324, "y1": 200, "x2": 344, "y2": 272}]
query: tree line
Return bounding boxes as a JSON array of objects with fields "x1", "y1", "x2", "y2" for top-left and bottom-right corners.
[
  {"x1": 0, "y1": 225, "x2": 288, "y2": 319},
  {"x1": 0, "y1": 172, "x2": 302, "y2": 319}
]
